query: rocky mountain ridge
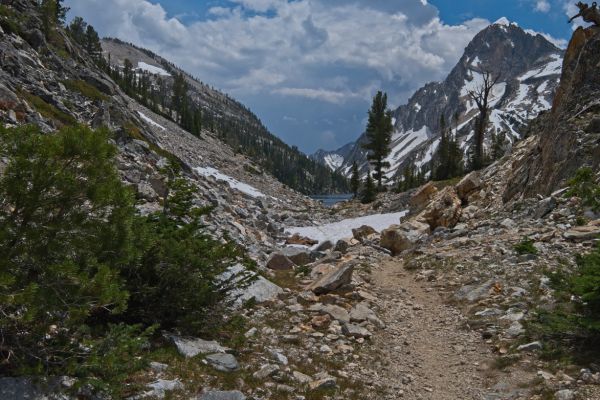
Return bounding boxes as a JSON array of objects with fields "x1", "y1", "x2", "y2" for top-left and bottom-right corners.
[
  {"x1": 314, "y1": 19, "x2": 564, "y2": 183},
  {"x1": 100, "y1": 38, "x2": 349, "y2": 195}
]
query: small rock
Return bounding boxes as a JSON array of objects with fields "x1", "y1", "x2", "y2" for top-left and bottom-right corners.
[
  {"x1": 205, "y1": 353, "x2": 240, "y2": 372},
  {"x1": 309, "y1": 377, "x2": 337, "y2": 391},
  {"x1": 321, "y1": 304, "x2": 350, "y2": 324},
  {"x1": 143, "y1": 379, "x2": 183, "y2": 399},
  {"x1": 253, "y1": 364, "x2": 279, "y2": 379},
  {"x1": 517, "y1": 341, "x2": 542, "y2": 352},
  {"x1": 149, "y1": 362, "x2": 169, "y2": 373},
  {"x1": 555, "y1": 389, "x2": 575, "y2": 400},
  {"x1": 342, "y1": 323, "x2": 372, "y2": 339}
]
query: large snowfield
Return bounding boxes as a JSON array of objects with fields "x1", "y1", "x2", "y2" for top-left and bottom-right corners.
[{"x1": 285, "y1": 211, "x2": 408, "y2": 246}]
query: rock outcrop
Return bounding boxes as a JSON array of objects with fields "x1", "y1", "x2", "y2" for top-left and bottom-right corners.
[{"x1": 504, "y1": 27, "x2": 600, "y2": 200}]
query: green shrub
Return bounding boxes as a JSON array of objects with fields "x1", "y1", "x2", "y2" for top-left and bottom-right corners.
[
  {"x1": 528, "y1": 243, "x2": 600, "y2": 361},
  {"x1": 0, "y1": 124, "x2": 138, "y2": 383},
  {"x1": 0, "y1": 124, "x2": 243, "y2": 393},
  {"x1": 63, "y1": 79, "x2": 108, "y2": 101},
  {"x1": 20, "y1": 91, "x2": 77, "y2": 127},
  {"x1": 566, "y1": 167, "x2": 600, "y2": 212},
  {"x1": 514, "y1": 237, "x2": 538, "y2": 255}
]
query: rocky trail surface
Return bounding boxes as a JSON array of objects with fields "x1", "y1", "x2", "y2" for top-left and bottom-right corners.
[{"x1": 367, "y1": 259, "x2": 491, "y2": 400}]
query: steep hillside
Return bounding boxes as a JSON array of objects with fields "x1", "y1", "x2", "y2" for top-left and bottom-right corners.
[
  {"x1": 314, "y1": 19, "x2": 563, "y2": 183},
  {"x1": 0, "y1": 0, "x2": 325, "y2": 264},
  {"x1": 101, "y1": 38, "x2": 348, "y2": 195}
]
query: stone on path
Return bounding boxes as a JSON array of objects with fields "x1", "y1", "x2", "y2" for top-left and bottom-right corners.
[
  {"x1": 308, "y1": 262, "x2": 354, "y2": 294},
  {"x1": 380, "y1": 220, "x2": 430, "y2": 255}
]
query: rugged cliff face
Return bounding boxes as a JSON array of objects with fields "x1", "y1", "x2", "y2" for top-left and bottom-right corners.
[
  {"x1": 503, "y1": 26, "x2": 600, "y2": 201},
  {"x1": 314, "y1": 20, "x2": 563, "y2": 182}
]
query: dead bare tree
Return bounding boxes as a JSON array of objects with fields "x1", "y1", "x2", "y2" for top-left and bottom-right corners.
[{"x1": 467, "y1": 70, "x2": 501, "y2": 170}]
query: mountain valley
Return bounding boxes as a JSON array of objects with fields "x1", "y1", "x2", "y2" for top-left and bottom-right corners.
[{"x1": 1, "y1": 1, "x2": 600, "y2": 400}]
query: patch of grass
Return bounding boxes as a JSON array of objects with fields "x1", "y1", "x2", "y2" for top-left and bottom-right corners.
[
  {"x1": 20, "y1": 90, "x2": 77, "y2": 127},
  {"x1": 63, "y1": 79, "x2": 108, "y2": 101},
  {"x1": 268, "y1": 270, "x2": 300, "y2": 290},
  {"x1": 576, "y1": 215, "x2": 588, "y2": 226},
  {"x1": 243, "y1": 164, "x2": 261, "y2": 175},
  {"x1": 492, "y1": 355, "x2": 520, "y2": 371},
  {"x1": 295, "y1": 264, "x2": 311, "y2": 277},
  {"x1": 514, "y1": 237, "x2": 538, "y2": 256},
  {"x1": 0, "y1": 5, "x2": 23, "y2": 36}
]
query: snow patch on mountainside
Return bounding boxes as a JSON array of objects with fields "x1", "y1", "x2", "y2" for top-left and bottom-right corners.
[
  {"x1": 324, "y1": 154, "x2": 344, "y2": 170},
  {"x1": 194, "y1": 166, "x2": 265, "y2": 198},
  {"x1": 137, "y1": 111, "x2": 166, "y2": 130},
  {"x1": 137, "y1": 61, "x2": 171, "y2": 76},
  {"x1": 383, "y1": 126, "x2": 429, "y2": 178}
]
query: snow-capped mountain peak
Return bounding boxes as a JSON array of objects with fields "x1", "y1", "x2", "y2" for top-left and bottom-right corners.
[{"x1": 313, "y1": 21, "x2": 564, "y2": 183}]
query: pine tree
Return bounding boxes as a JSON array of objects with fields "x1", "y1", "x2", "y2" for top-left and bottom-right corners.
[
  {"x1": 360, "y1": 173, "x2": 377, "y2": 204},
  {"x1": 491, "y1": 131, "x2": 506, "y2": 161},
  {"x1": 362, "y1": 91, "x2": 393, "y2": 190},
  {"x1": 56, "y1": 0, "x2": 69, "y2": 25},
  {"x1": 350, "y1": 161, "x2": 360, "y2": 198},
  {"x1": 40, "y1": 0, "x2": 58, "y2": 37},
  {"x1": 84, "y1": 24, "x2": 102, "y2": 59},
  {"x1": 67, "y1": 16, "x2": 87, "y2": 44}
]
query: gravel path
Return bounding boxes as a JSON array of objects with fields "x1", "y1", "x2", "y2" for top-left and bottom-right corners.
[{"x1": 364, "y1": 259, "x2": 494, "y2": 399}]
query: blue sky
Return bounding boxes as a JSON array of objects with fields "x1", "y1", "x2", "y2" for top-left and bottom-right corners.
[{"x1": 66, "y1": 0, "x2": 578, "y2": 154}]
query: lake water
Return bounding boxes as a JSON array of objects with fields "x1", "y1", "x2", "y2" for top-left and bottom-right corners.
[{"x1": 310, "y1": 194, "x2": 353, "y2": 207}]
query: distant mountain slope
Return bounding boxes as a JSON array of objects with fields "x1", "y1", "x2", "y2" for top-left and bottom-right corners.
[
  {"x1": 313, "y1": 19, "x2": 563, "y2": 183},
  {"x1": 102, "y1": 38, "x2": 348, "y2": 195}
]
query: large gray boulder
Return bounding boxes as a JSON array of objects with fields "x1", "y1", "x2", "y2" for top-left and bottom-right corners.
[
  {"x1": 308, "y1": 263, "x2": 355, "y2": 294},
  {"x1": 218, "y1": 264, "x2": 283, "y2": 307},
  {"x1": 351, "y1": 225, "x2": 377, "y2": 241},
  {"x1": 380, "y1": 220, "x2": 430, "y2": 255},
  {"x1": 265, "y1": 253, "x2": 295, "y2": 270},
  {"x1": 279, "y1": 247, "x2": 316, "y2": 265},
  {"x1": 455, "y1": 171, "x2": 482, "y2": 202},
  {"x1": 409, "y1": 181, "x2": 438, "y2": 210}
]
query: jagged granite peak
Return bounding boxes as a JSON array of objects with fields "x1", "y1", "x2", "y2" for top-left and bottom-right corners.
[
  {"x1": 310, "y1": 141, "x2": 355, "y2": 171},
  {"x1": 316, "y1": 21, "x2": 564, "y2": 183}
]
